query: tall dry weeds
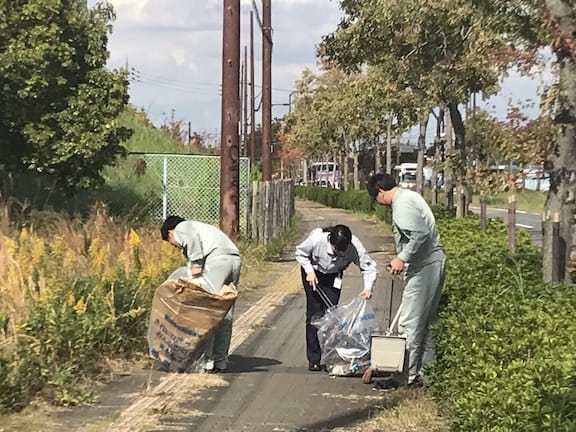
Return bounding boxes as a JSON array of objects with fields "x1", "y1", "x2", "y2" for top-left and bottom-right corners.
[{"x1": 0, "y1": 201, "x2": 181, "y2": 341}]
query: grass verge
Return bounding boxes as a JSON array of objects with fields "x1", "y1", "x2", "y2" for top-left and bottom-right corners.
[
  {"x1": 423, "y1": 187, "x2": 547, "y2": 213},
  {"x1": 469, "y1": 190, "x2": 546, "y2": 213}
]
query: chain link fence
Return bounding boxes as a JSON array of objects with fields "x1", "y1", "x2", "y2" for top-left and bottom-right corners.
[{"x1": 126, "y1": 153, "x2": 250, "y2": 232}]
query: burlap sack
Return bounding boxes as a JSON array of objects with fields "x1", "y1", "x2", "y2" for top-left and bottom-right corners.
[{"x1": 147, "y1": 278, "x2": 237, "y2": 372}]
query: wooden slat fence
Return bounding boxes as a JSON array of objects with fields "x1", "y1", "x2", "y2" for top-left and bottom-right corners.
[{"x1": 247, "y1": 179, "x2": 295, "y2": 242}]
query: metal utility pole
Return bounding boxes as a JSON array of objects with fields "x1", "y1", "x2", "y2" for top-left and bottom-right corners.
[
  {"x1": 219, "y1": 0, "x2": 240, "y2": 239},
  {"x1": 261, "y1": 0, "x2": 272, "y2": 181},
  {"x1": 249, "y1": 11, "x2": 256, "y2": 162},
  {"x1": 188, "y1": 121, "x2": 192, "y2": 146},
  {"x1": 243, "y1": 45, "x2": 248, "y2": 158},
  {"x1": 240, "y1": 53, "x2": 245, "y2": 155}
]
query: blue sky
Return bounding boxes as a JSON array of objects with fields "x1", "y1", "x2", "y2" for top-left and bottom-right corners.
[{"x1": 91, "y1": 0, "x2": 550, "y2": 138}]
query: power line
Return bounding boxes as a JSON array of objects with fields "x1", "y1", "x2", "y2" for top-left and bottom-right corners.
[
  {"x1": 129, "y1": 78, "x2": 222, "y2": 96},
  {"x1": 130, "y1": 67, "x2": 221, "y2": 89},
  {"x1": 130, "y1": 78, "x2": 221, "y2": 95},
  {"x1": 128, "y1": 67, "x2": 291, "y2": 92},
  {"x1": 129, "y1": 75, "x2": 220, "y2": 94},
  {"x1": 129, "y1": 69, "x2": 221, "y2": 92}
]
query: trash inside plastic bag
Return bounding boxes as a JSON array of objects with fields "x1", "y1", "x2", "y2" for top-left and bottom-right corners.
[
  {"x1": 168, "y1": 266, "x2": 216, "y2": 293},
  {"x1": 312, "y1": 296, "x2": 380, "y2": 376}
]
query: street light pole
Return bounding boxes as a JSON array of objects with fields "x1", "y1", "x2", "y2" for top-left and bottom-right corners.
[{"x1": 288, "y1": 90, "x2": 297, "y2": 113}]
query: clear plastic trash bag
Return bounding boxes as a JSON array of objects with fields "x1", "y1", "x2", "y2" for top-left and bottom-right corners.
[{"x1": 312, "y1": 296, "x2": 380, "y2": 376}]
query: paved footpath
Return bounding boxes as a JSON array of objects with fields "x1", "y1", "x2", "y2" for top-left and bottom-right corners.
[{"x1": 109, "y1": 199, "x2": 400, "y2": 432}]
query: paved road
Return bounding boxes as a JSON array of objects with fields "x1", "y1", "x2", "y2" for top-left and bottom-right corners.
[
  {"x1": 470, "y1": 206, "x2": 542, "y2": 246},
  {"x1": 168, "y1": 200, "x2": 400, "y2": 432}
]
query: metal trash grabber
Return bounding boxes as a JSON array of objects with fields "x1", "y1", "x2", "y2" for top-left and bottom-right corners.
[{"x1": 315, "y1": 284, "x2": 336, "y2": 309}]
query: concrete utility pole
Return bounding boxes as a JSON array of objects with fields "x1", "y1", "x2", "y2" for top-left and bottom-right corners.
[
  {"x1": 261, "y1": 0, "x2": 272, "y2": 180},
  {"x1": 243, "y1": 45, "x2": 248, "y2": 158},
  {"x1": 219, "y1": 0, "x2": 240, "y2": 239},
  {"x1": 249, "y1": 11, "x2": 256, "y2": 162}
]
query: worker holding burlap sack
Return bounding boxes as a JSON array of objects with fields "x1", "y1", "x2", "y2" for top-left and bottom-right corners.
[{"x1": 152, "y1": 215, "x2": 241, "y2": 373}]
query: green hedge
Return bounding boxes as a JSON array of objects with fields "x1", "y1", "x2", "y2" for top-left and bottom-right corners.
[
  {"x1": 297, "y1": 186, "x2": 576, "y2": 431},
  {"x1": 431, "y1": 216, "x2": 576, "y2": 431},
  {"x1": 295, "y1": 186, "x2": 391, "y2": 224}
]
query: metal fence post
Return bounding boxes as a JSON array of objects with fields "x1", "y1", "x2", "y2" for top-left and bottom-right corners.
[{"x1": 162, "y1": 156, "x2": 168, "y2": 220}]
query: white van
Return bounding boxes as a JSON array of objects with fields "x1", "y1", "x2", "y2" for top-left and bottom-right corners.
[{"x1": 394, "y1": 163, "x2": 418, "y2": 189}]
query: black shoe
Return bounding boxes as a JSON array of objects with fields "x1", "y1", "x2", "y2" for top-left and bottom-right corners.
[
  {"x1": 373, "y1": 377, "x2": 401, "y2": 391},
  {"x1": 308, "y1": 363, "x2": 322, "y2": 372},
  {"x1": 320, "y1": 364, "x2": 328, "y2": 372}
]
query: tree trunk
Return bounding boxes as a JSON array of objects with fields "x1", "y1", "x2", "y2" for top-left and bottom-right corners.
[
  {"x1": 386, "y1": 116, "x2": 393, "y2": 175},
  {"x1": 353, "y1": 143, "x2": 360, "y2": 190},
  {"x1": 375, "y1": 134, "x2": 382, "y2": 174},
  {"x1": 448, "y1": 102, "x2": 468, "y2": 218},
  {"x1": 332, "y1": 152, "x2": 337, "y2": 188},
  {"x1": 338, "y1": 151, "x2": 344, "y2": 190},
  {"x1": 396, "y1": 132, "x2": 401, "y2": 166},
  {"x1": 444, "y1": 109, "x2": 455, "y2": 211},
  {"x1": 416, "y1": 111, "x2": 430, "y2": 195},
  {"x1": 431, "y1": 106, "x2": 445, "y2": 206},
  {"x1": 543, "y1": 0, "x2": 576, "y2": 282},
  {"x1": 343, "y1": 139, "x2": 350, "y2": 190}
]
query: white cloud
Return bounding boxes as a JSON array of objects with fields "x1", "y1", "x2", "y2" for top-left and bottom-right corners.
[
  {"x1": 91, "y1": 0, "x2": 549, "y2": 133},
  {"x1": 88, "y1": 0, "x2": 342, "y2": 130}
]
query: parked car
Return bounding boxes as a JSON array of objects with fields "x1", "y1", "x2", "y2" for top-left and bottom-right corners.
[{"x1": 516, "y1": 174, "x2": 550, "y2": 192}]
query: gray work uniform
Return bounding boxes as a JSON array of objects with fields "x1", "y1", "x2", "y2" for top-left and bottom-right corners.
[
  {"x1": 392, "y1": 188, "x2": 446, "y2": 383},
  {"x1": 172, "y1": 221, "x2": 241, "y2": 370}
]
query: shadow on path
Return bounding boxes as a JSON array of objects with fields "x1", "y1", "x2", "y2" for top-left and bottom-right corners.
[{"x1": 227, "y1": 354, "x2": 282, "y2": 373}]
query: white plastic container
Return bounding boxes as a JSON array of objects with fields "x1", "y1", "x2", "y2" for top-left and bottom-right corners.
[{"x1": 369, "y1": 332, "x2": 406, "y2": 373}]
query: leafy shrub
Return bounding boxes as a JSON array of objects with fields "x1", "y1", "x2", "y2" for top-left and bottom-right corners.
[
  {"x1": 0, "y1": 356, "x2": 24, "y2": 412},
  {"x1": 429, "y1": 216, "x2": 576, "y2": 431},
  {"x1": 430, "y1": 204, "x2": 456, "y2": 221},
  {"x1": 295, "y1": 186, "x2": 391, "y2": 224}
]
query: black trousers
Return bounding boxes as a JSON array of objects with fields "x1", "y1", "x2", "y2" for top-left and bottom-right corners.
[{"x1": 301, "y1": 268, "x2": 342, "y2": 365}]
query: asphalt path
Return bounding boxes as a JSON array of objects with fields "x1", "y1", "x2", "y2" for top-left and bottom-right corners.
[{"x1": 170, "y1": 200, "x2": 400, "y2": 432}]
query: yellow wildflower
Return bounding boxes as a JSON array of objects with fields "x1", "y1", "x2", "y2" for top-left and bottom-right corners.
[
  {"x1": 88, "y1": 238, "x2": 109, "y2": 275},
  {"x1": 73, "y1": 298, "x2": 87, "y2": 315},
  {"x1": 50, "y1": 236, "x2": 67, "y2": 259},
  {"x1": 127, "y1": 307, "x2": 144, "y2": 318},
  {"x1": 128, "y1": 228, "x2": 141, "y2": 250},
  {"x1": 65, "y1": 291, "x2": 75, "y2": 306},
  {"x1": 2, "y1": 235, "x2": 17, "y2": 256}
]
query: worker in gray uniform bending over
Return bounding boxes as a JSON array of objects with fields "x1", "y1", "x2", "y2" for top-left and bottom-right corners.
[
  {"x1": 367, "y1": 173, "x2": 446, "y2": 389},
  {"x1": 160, "y1": 215, "x2": 241, "y2": 373}
]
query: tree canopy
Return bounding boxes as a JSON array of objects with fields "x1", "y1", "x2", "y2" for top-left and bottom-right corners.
[{"x1": 0, "y1": 0, "x2": 131, "y2": 190}]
